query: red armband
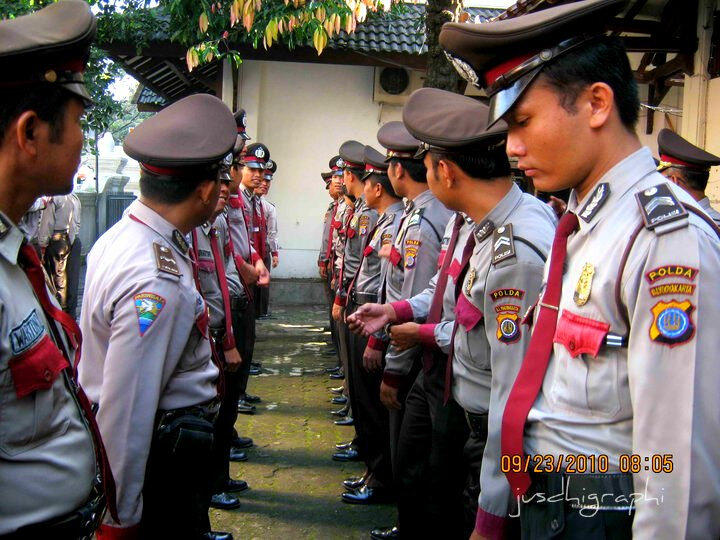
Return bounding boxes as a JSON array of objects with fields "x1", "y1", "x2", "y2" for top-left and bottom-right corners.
[
  {"x1": 475, "y1": 508, "x2": 508, "y2": 540},
  {"x1": 418, "y1": 324, "x2": 438, "y2": 348},
  {"x1": 334, "y1": 295, "x2": 347, "y2": 307},
  {"x1": 390, "y1": 300, "x2": 414, "y2": 323},
  {"x1": 367, "y1": 335, "x2": 387, "y2": 352},
  {"x1": 382, "y1": 371, "x2": 404, "y2": 389}
]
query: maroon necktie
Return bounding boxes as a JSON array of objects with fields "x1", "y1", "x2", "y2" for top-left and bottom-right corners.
[
  {"x1": 18, "y1": 243, "x2": 119, "y2": 523},
  {"x1": 209, "y1": 228, "x2": 235, "y2": 351},
  {"x1": 324, "y1": 203, "x2": 339, "y2": 262},
  {"x1": 501, "y1": 212, "x2": 579, "y2": 497},
  {"x1": 443, "y1": 231, "x2": 477, "y2": 402},
  {"x1": 423, "y1": 214, "x2": 464, "y2": 372}
]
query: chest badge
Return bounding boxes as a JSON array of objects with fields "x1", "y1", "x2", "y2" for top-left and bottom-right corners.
[
  {"x1": 573, "y1": 262, "x2": 595, "y2": 307},
  {"x1": 465, "y1": 268, "x2": 476, "y2": 296}
]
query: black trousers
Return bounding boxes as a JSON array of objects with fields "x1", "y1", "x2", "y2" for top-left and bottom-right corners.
[
  {"x1": 395, "y1": 356, "x2": 470, "y2": 539},
  {"x1": 45, "y1": 232, "x2": 71, "y2": 311},
  {"x1": 143, "y1": 411, "x2": 215, "y2": 538},
  {"x1": 66, "y1": 238, "x2": 82, "y2": 318},
  {"x1": 324, "y1": 276, "x2": 339, "y2": 357},
  {"x1": 346, "y1": 302, "x2": 392, "y2": 489},
  {"x1": 463, "y1": 411, "x2": 489, "y2": 537},
  {"x1": 237, "y1": 296, "x2": 257, "y2": 398}
]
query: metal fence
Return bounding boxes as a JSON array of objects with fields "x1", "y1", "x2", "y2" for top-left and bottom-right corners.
[{"x1": 106, "y1": 193, "x2": 136, "y2": 229}]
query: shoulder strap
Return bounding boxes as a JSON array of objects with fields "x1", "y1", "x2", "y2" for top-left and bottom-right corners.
[
  {"x1": 419, "y1": 213, "x2": 443, "y2": 244},
  {"x1": 513, "y1": 236, "x2": 548, "y2": 263},
  {"x1": 635, "y1": 182, "x2": 688, "y2": 235},
  {"x1": 492, "y1": 224, "x2": 515, "y2": 265}
]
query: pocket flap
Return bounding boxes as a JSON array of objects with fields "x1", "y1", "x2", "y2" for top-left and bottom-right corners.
[
  {"x1": 553, "y1": 309, "x2": 610, "y2": 359},
  {"x1": 9, "y1": 334, "x2": 69, "y2": 399},
  {"x1": 455, "y1": 294, "x2": 484, "y2": 332}
]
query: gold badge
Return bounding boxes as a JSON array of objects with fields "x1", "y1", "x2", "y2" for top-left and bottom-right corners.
[
  {"x1": 465, "y1": 268, "x2": 476, "y2": 296},
  {"x1": 573, "y1": 263, "x2": 595, "y2": 306},
  {"x1": 44, "y1": 70, "x2": 57, "y2": 83}
]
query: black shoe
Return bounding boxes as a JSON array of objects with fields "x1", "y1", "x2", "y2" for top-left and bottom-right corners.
[
  {"x1": 331, "y1": 396, "x2": 347, "y2": 405},
  {"x1": 244, "y1": 394, "x2": 261, "y2": 403},
  {"x1": 329, "y1": 371, "x2": 345, "y2": 380},
  {"x1": 249, "y1": 367, "x2": 261, "y2": 375},
  {"x1": 202, "y1": 532, "x2": 234, "y2": 540},
  {"x1": 231, "y1": 435, "x2": 254, "y2": 448},
  {"x1": 343, "y1": 475, "x2": 367, "y2": 490},
  {"x1": 229, "y1": 449, "x2": 248, "y2": 462},
  {"x1": 341, "y1": 485, "x2": 392, "y2": 505},
  {"x1": 332, "y1": 448, "x2": 360, "y2": 462},
  {"x1": 225, "y1": 479, "x2": 249, "y2": 493},
  {"x1": 331, "y1": 406, "x2": 349, "y2": 417},
  {"x1": 370, "y1": 526, "x2": 400, "y2": 539},
  {"x1": 335, "y1": 441, "x2": 353, "y2": 450},
  {"x1": 329, "y1": 386, "x2": 344, "y2": 395},
  {"x1": 210, "y1": 492, "x2": 241, "y2": 510},
  {"x1": 251, "y1": 361, "x2": 262, "y2": 367},
  {"x1": 334, "y1": 417, "x2": 354, "y2": 426},
  {"x1": 325, "y1": 366, "x2": 341, "y2": 374},
  {"x1": 237, "y1": 400, "x2": 256, "y2": 414}
]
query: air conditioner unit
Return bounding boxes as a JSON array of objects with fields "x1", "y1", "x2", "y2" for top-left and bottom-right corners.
[{"x1": 373, "y1": 67, "x2": 425, "y2": 105}]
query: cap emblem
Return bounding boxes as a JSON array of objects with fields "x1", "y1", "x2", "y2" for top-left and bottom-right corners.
[
  {"x1": 444, "y1": 52, "x2": 479, "y2": 87},
  {"x1": 255, "y1": 147, "x2": 265, "y2": 158},
  {"x1": 337, "y1": 158, "x2": 345, "y2": 168}
]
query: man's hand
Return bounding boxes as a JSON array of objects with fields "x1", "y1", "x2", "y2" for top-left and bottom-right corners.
[
  {"x1": 389, "y1": 322, "x2": 421, "y2": 351},
  {"x1": 380, "y1": 382, "x2": 401, "y2": 410},
  {"x1": 256, "y1": 259, "x2": 270, "y2": 286},
  {"x1": 332, "y1": 303, "x2": 344, "y2": 322},
  {"x1": 346, "y1": 303, "x2": 397, "y2": 336},
  {"x1": 469, "y1": 531, "x2": 489, "y2": 540},
  {"x1": 272, "y1": 255, "x2": 279, "y2": 268},
  {"x1": 224, "y1": 347, "x2": 243, "y2": 372},
  {"x1": 378, "y1": 244, "x2": 392, "y2": 259},
  {"x1": 363, "y1": 346, "x2": 383, "y2": 372},
  {"x1": 239, "y1": 261, "x2": 259, "y2": 285}
]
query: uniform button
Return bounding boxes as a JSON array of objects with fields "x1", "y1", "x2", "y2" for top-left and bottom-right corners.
[
  {"x1": 568, "y1": 340, "x2": 575, "y2": 351},
  {"x1": 550, "y1": 518, "x2": 560, "y2": 531},
  {"x1": 43, "y1": 369, "x2": 52, "y2": 381}
]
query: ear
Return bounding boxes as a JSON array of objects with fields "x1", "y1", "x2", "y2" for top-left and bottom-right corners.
[
  {"x1": 197, "y1": 178, "x2": 218, "y2": 205},
  {"x1": 586, "y1": 82, "x2": 614, "y2": 129},
  {"x1": 14, "y1": 111, "x2": 42, "y2": 160},
  {"x1": 437, "y1": 159, "x2": 455, "y2": 189}
]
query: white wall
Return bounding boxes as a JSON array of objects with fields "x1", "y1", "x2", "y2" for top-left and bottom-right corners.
[{"x1": 238, "y1": 60, "x2": 402, "y2": 278}]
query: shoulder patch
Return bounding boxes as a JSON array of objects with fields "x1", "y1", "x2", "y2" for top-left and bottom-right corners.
[
  {"x1": 579, "y1": 182, "x2": 610, "y2": 223},
  {"x1": 172, "y1": 230, "x2": 190, "y2": 252},
  {"x1": 10, "y1": 309, "x2": 45, "y2": 354},
  {"x1": 492, "y1": 224, "x2": 515, "y2": 265},
  {"x1": 635, "y1": 183, "x2": 688, "y2": 234},
  {"x1": 153, "y1": 242, "x2": 181, "y2": 276},
  {"x1": 407, "y1": 207, "x2": 424, "y2": 227},
  {"x1": 649, "y1": 299, "x2": 695, "y2": 347},
  {"x1": 475, "y1": 219, "x2": 494, "y2": 242},
  {"x1": 134, "y1": 293, "x2": 166, "y2": 336}
]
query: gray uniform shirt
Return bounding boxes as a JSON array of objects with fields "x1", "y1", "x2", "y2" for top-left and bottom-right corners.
[
  {"x1": 262, "y1": 197, "x2": 279, "y2": 255},
  {"x1": 38, "y1": 194, "x2": 80, "y2": 246},
  {"x1": 383, "y1": 190, "x2": 453, "y2": 380},
  {"x1": 697, "y1": 196, "x2": 720, "y2": 226},
  {"x1": 191, "y1": 223, "x2": 226, "y2": 329},
  {"x1": 226, "y1": 193, "x2": 257, "y2": 263},
  {"x1": 318, "y1": 200, "x2": 337, "y2": 265},
  {"x1": 353, "y1": 201, "x2": 404, "y2": 299},
  {"x1": 524, "y1": 148, "x2": 720, "y2": 538},
  {"x1": 339, "y1": 196, "x2": 378, "y2": 299},
  {"x1": 450, "y1": 185, "x2": 556, "y2": 525},
  {"x1": 78, "y1": 200, "x2": 218, "y2": 528},
  {"x1": 0, "y1": 212, "x2": 95, "y2": 534},
  {"x1": 19, "y1": 197, "x2": 48, "y2": 241},
  {"x1": 333, "y1": 199, "x2": 351, "y2": 280},
  {"x1": 214, "y1": 214, "x2": 245, "y2": 300}
]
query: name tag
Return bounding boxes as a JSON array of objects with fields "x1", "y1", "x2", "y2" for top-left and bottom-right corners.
[{"x1": 253, "y1": 227, "x2": 260, "y2": 232}]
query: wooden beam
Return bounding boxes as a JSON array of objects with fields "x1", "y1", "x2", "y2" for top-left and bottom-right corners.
[
  {"x1": 622, "y1": 36, "x2": 697, "y2": 53},
  {"x1": 636, "y1": 54, "x2": 693, "y2": 83}
]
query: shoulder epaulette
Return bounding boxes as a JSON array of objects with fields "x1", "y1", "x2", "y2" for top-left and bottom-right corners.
[
  {"x1": 406, "y1": 207, "x2": 424, "y2": 227},
  {"x1": 635, "y1": 182, "x2": 688, "y2": 235},
  {"x1": 492, "y1": 224, "x2": 515, "y2": 265},
  {"x1": 153, "y1": 242, "x2": 181, "y2": 276}
]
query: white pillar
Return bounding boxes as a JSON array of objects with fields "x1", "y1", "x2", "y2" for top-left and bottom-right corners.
[
  {"x1": 221, "y1": 59, "x2": 234, "y2": 109},
  {"x1": 236, "y1": 61, "x2": 262, "y2": 141}
]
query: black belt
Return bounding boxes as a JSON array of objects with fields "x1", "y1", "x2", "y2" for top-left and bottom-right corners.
[
  {"x1": 464, "y1": 411, "x2": 488, "y2": 439},
  {"x1": 352, "y1": 291, "x2": 378, "y2": 305},
  {"x1": 156, "y1": 397, "x2": 221, "y2": 430},
  {"x1": 527, "y1": 471, "x2": 635, "y2": 511},
  {"x1": 210, "y1": 326, "x2": 225, "y2": 341},
  {"x1": 2, "y1": 482, "x2": 105, "y2": 539}
]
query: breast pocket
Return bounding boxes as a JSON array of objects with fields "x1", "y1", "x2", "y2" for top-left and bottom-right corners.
[
  {"x1": 548, "y1": 309, "x2": 622, "y2": 417},
  {"x1": 455, "y1": 294, "x2": 489, "y2": 370}
]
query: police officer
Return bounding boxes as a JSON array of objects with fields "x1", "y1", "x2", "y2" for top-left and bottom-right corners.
[
  {"x1": 339, "y1": 145, "x2": 404, "y2": 504},
  {"x1": 188, "y1": 172, "x2": 246, "y2": 513},
  {"x1": 78, "y1": 93, "x2": 235, "y2": 539},
  {"x1": 255, "y1": 158, "x2": 278, "y2": 318},
  {"x1": 38, "y1": 193, "x2": 81, "y2": 313},
  {"x1": 441, "y1": 0, "x2": 720, "y2": 537},
  {"x1": 0, "y1": 2, "x2": 116, "y2": 536},
  {"x1": 657, "y1": 128, "x2": 720, "y2": 225}
]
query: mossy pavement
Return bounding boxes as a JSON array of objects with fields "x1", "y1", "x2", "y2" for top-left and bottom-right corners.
[{"x1": 210, "y1": 305, "x2": 395, "y2": 539}]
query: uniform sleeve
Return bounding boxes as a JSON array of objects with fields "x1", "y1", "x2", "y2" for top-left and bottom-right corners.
[
  {"x1": 96, "y1": 275, "x2": 196, "y2": 529},
  {"x1": 319, "y1": 209, "x2": 332, "y2": 264},
  {"x1": 475, "y1": 259, "x2": 545, "y2": 539},
  {"x1": 383, "y1": 220, "x2": 444, "y2": 387},
  {"x1": 37, "y1": 198, "x2": 55, "y2": 247},
  {"x1": 624, "y1": 225, "x2": 720, "y2": 540},
  {"x1": 268, "y1": 205, "x2": 278, "y2": 255}
]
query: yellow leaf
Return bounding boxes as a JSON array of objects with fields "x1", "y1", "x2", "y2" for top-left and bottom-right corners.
[
  {"x1": 207, "y1": 51, "x2": 214, "y2": 62},
  {"x1": 199, "y1": 12, "x2": 209, "y2": 33},
  {"x1": 334, "y1": 13, "x2": 340, "y2": 33},
  {"x1": 186, "y1": 48, "x2": 193, "y2": 71}
]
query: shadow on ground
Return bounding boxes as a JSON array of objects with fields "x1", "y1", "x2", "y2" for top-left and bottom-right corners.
[{"x1": 211, "y1": 305, "x2": 395, "y2": 539}]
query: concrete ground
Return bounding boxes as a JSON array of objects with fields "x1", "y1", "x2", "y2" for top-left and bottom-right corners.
[{"x1": 211, "y1": 305, "x2": 395, "y2": 539}]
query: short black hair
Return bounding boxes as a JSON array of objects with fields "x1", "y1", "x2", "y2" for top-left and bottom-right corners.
[
  {"x1": 429, "y1": 139, "x2": 510, "y2": 179},
  {"x1": 0, "y1": 84, "x2": 76, "y2": 146},
  {"x1": 139, "y1": 166, "x2": 219, "y2": 204},
  {"x1": 368, "y1": 173, "x2": 399, "y2": 198},
  {"x1": 389, "y1": 157, "x2": 427, "y2": 184},
  {"x1": 537, "y1": 35, "x2": 639, "y2": 130},
  {"x1": 669, "y1": 166, "x2": 710, "y2": 192}
]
